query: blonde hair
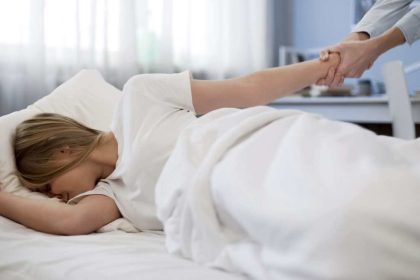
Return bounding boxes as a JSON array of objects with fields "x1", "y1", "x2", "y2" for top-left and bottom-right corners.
[{"x1": 14, "y1": 113, "x2": 104, "y2": 191}]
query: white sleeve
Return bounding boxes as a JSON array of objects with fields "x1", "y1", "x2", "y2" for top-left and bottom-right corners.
[
  {"x1": 395, "y1": 5, "x2": 420, "y2": 44},
  {"x1": 67, "y1": 181, "x2": 116, "y2": 205},
  {"x1": 122, "y1": 71, "x2": 195, "y2": 113},
  {"x1": 352, "y1": 0, "x2": 412, "y2": 38}
]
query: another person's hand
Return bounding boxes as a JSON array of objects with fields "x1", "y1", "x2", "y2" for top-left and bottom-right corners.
[
  {"x1": 324, "y1": 40, "x2": 379, "y2": 86},
  {"x1": 317, "y1": 32, "x2": 372, "y2": 87}
]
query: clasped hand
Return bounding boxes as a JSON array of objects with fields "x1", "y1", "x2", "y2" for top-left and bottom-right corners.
[{"x1": 317, "y1": 35, "x2": 379, "y2": 87}]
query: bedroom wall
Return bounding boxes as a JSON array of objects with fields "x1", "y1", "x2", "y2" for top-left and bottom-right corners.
[
  {"x1": 271, "y1": 0, "x2": 294, "y2": 67},
  {"x1": 290, "y1": 0, "x2": 420, "y2": 94}
]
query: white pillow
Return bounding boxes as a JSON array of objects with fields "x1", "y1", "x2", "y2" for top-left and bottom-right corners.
[{"x1": 0, "y1": 69, "x2": 121, "y2": 198}]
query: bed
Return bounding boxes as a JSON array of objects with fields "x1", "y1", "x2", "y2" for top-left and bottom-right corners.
[
  {"x1": 0, "y1": 216, "x2": 244, "y2": 280},
  {"x1": 2, "y1": 69, "x2": 420, "y2": 280}
]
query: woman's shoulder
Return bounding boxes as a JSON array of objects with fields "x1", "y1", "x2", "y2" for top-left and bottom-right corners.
[
  {"x1": 123, "y1": 72, "x2": 190, "y2": 93},
  {"x1": 120, "y1": 71, "x2": 195, "y2": 114}
]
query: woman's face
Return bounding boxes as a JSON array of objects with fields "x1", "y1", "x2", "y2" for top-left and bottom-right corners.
[{"x1": 46, "y1": 161, "x2": 99, "y2": 202}]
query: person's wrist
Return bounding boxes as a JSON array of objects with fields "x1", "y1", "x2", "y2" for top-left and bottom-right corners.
[
  {"x1": 368, "y1": 33, "x2": 391, "y2": 59},
  {"x1": 345, "y1": 31, "x2": 370, "y2": 42},
  {"x1": 375, "y1": 27, "x2": 406, "y2": 54},
  {"x1": 357, "y1": 38, "x2": 383, "y2": 72},
  {"x1": 370, "y1": 37, "x2": 384, "y2": 54},
  {"x1": 356, "y1": 31, "x2": 370, "y2": 41}
]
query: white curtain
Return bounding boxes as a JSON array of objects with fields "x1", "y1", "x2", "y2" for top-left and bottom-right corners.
[{"x1": 0, "y1": 0, "x2": 272, "y2": 115}]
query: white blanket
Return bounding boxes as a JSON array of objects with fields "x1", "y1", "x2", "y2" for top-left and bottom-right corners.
[{"x1": 156, "y1": 106, "x2": 420, "y2": 280}]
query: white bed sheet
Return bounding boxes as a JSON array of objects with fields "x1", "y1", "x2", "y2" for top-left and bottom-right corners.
[{"x1": 0, "y1": 216, "x2": 246, "y2": 280}]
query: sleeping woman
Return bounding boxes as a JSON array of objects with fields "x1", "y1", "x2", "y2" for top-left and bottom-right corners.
[{"x1": 0, "y1": 54, "x2": 340, "y2": 235}]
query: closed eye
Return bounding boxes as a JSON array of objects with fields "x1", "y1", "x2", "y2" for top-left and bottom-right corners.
[{"x1": 35, "y1": 184, "x2": 51, "y2": 194}]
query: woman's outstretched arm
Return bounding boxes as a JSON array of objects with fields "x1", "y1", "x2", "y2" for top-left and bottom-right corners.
[
  {"x1": 0, "y1": 192, "x2": 120, "y2": 235},
  {"x1": 191, "y1": 54, "x2": 340, "y2": 115}
]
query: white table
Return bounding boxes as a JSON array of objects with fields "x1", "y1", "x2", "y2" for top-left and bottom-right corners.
[{"x1": 269, "y1": 95, "x2": 420, "y2": 124}]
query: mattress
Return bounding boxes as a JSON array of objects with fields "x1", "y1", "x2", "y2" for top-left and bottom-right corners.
[{"x1": 0, "y1": 216, "x2": 245, "y2": 280}]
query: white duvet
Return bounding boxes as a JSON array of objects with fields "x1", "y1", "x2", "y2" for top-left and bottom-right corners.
[{"x1": 156, "y1": 106, "x2": 420, "y2": 280}]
